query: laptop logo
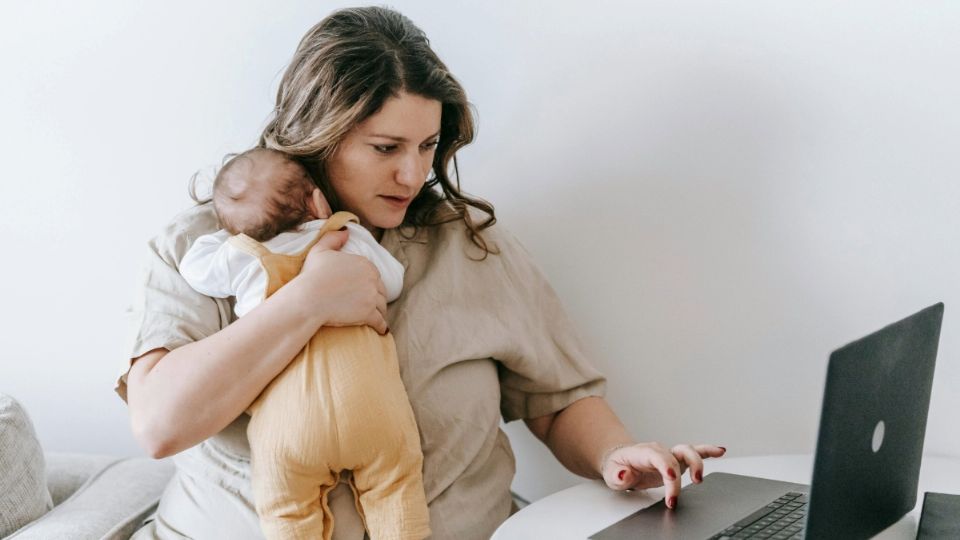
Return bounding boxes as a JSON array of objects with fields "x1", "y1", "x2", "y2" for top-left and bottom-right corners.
[{"x1": 872, "y1": 420, "x2": 885, "y2": 453}]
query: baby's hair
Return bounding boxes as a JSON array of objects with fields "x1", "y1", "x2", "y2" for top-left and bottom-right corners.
[{"x1": 212, "y1": 148, "x2": 316, "y2": 242}]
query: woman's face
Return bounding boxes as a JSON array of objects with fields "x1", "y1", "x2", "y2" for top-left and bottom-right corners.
[{"x1": 326, "y1": 91, "x2": 442, "y2": 234}]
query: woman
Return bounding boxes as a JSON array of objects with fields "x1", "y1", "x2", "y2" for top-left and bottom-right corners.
[{"x1": 117, "y1": 7, "x2": 724, "y2": 539}]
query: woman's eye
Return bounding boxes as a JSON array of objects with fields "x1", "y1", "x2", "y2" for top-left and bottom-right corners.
[{"x1": 372, "y1": 141, "x2": 438, "y2": 154}]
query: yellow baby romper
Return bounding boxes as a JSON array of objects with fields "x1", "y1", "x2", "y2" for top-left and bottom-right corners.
[{"x1": 232, "y1": 212, "x2": 431, "y2": 540}]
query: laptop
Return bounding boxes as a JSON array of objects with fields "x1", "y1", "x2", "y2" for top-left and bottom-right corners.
[{"x1": 590, "y1": 302, "x2": 944, "y2": 540}]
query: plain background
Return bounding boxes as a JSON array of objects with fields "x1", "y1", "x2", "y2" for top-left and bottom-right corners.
[{"x1": 1, "y1": 1, "x2": 958, "y2": 503}]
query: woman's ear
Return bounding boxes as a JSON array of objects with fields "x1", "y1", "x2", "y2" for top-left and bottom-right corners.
[{"x1": 309, "y1": 188, "x2": 332, "y2": 219}]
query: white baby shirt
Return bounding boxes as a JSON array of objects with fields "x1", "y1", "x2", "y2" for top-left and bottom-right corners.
[{"x1": 179, "y1": 219, "x2": 405, "y2": 317}]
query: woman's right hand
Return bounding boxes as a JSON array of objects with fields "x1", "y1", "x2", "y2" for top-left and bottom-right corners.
[{"x1": 297, "y1": 229, "x2": 389, "y2": 334}]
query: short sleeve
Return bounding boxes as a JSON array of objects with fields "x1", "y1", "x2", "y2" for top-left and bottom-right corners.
[
  {"x1": 486, "y1": 227, "x2": 608, "y2": 422},
  {"x1": 114, "y1": 203, "x2": 234, "y2": 402},
  {"x1": 178, "y1": 230, "x2": 238, "y2": 299}
]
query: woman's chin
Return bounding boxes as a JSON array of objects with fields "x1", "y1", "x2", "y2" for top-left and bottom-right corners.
[{"x1": 370, "y1": 211, "x2": 407, "y2": 230}]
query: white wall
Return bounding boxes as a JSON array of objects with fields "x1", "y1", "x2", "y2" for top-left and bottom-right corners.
[{"x1": 1, "y1": 1, "x2": 957, "y2": 503}]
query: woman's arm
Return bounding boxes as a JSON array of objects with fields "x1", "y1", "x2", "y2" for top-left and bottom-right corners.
[
  {"x1": 525, "y1": 396, "x2": 725, "y2": 508},
  {"x1": 524, "y1": 396, "x2": 633, "y2": 479},
  {"x1": 127, "y1": 231, "x2": 388, "y2": 458}
]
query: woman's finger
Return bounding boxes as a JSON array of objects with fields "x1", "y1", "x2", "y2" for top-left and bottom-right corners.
[
  {"x1": 376, "y1": 277, "x2": 387, "y2": 298},
  {"x1": 611, "y1": 445, "x2": 682, "y2": 508},
  {"x1": 603, "y1": 443, "x2": 728, "y2": 508},
  {"x1": 376, "y1": 294, "x2": 388, "y2": 333},
  {"x1": 671, "y1": 444, "x2": 705, "y2": 484},
  {"x1": 602, "y1": 446, "x2": 633, "y2": 490},
  {"x1": 377, "y1": 293, "x2": 387, "y2": 318},
  {"x1": 376, "y1": 277, "x2": 388, "y2": 317},
  {"x1": 602, "y1": 444, "x2": 652, "y2": 490},
  {"x1": 692, "y1": 444, "x2": 728, "y2": 458},
  {"x1": 644, "y1": 447, "x2": 682, "y2": 508},
  {"x1": 367, "y1": 309, "x2": 388, "y2": 335},
  {"x1": 312, "y1": 229, "x2": 348, "y2": 253}
]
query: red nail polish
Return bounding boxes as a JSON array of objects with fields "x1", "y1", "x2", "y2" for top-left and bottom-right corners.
[
  {"x1": 618, "y1": 470, "x2": 625, "y2": 481},
  {"x1": 667, "y1": 468, "x2": 676, "y2": 480},
  {"x1": 695, "y1": 470, "x2": 703, "y2": 482},
  {"x1": 668, "y1": 496, "x2": 677, "y2": 509},
  {"x1": 719, "y1": 447, "x2": 727, "y2": 452}
]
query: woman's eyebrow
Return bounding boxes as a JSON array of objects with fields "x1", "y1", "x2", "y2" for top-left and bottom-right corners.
[{"x1": 367, "y1": 130, "x2": 441, "y2": 143}]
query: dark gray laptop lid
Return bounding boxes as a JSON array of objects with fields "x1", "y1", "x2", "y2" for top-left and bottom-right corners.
[
  {"x1": 589, "y1": 303, "x2": 943, "y2": 540},
  {"x1": 805, "y1": 302, "x2": 943, "y2": 539}
]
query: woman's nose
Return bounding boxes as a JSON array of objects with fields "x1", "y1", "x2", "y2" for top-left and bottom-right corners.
[{"x1": 395, "y1": 151, "x2": 426, "y2": 188}]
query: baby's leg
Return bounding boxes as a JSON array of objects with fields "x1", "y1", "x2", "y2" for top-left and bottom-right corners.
[
  {"x1": 248, "y1": 411, "x2": 338, "y2": 540},
  {"x1": 351, "y1": 443, "x2": 431, "y2": 540},
  {"x1": 319, "y1": 327, "x2": 430, "y2": 540},
  {"x1": 247, "y1": 354, "x2": 341, "y2": 540}
]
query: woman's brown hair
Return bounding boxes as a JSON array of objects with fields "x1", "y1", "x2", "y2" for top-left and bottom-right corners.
[{"x1": 259, "y1": 6, "x2": 496, "y2": 255}]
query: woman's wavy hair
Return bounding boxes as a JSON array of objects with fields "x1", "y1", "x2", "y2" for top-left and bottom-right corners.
[{"x1": 257, "y1": 6, "x2": 496, "y2": 254}]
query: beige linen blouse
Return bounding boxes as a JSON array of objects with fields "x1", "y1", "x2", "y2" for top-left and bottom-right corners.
[{"x1": 116, "y1": 202, "x2": 607, "y2": 540}]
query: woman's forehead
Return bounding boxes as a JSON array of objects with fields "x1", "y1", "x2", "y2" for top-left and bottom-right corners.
[{"x1": 356, "y1": 92, "x2": 442, "y2": 140}]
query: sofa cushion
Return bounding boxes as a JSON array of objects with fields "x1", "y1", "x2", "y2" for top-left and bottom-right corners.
[
  {"x1": 0, "y1": 394, "x2": 53, "y2": 537},
  {"x1": 6, "y1": 456, "x2": 174, "y2": 540},
  {"x1": 45, "y1": 451, "x2": 121, "y2": 506}
]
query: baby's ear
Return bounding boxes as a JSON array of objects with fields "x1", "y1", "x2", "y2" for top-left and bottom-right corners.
[{"x1": 309, "y1": 188, "x2": 332, "y2": 219}]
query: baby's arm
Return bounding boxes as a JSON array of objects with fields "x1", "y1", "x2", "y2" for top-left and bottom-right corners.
[{"x1": 179, "y1": 231, "x2": 242, "y2": 298}]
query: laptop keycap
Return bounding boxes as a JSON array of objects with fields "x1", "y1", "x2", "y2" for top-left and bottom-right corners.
[{"x1": 707, "y1": 492, "x2": 807, "y2": 540}]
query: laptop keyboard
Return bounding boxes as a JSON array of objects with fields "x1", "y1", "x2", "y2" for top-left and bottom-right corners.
[{"x1": 707, "y1": 491, "x2": 808, "y2": 539}]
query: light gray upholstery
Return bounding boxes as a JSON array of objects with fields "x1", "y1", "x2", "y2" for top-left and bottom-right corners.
[
  {"x1": 44, "y1": 452, "x2": 120, "y2": 507},
  {"x1": 6, "y1": 453, "x2": 174, "y2": 540},
  {"x1": 0, "y1": 394, "x2": 174, "y2": 540},
  {"x1": 0, "y1": 395, "x2": 53, "y2": 537}
]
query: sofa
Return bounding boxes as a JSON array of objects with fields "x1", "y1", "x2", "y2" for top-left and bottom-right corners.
[
  {"x1": 1, "y1": 393, "x2": 530, "y2": 540},
  {"x1": 1, "y1": 394, "x2": 174, "y2": 540}
]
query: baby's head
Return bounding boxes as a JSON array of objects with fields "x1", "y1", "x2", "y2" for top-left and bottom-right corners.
[{"x1": 212, "y1": 148, "x2": 330, "y2": 241}]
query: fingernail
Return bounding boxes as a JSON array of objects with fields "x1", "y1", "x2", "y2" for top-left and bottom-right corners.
[
  {"x1": 618, "y1": 470, "x2": 625, "y2": 481},
  {"x1": 695, "y1": 470, "x2": 702, "y2": 482},
  {"x1": 667, "y1": 468, "x2": 676, "y2": 480},
  {"x1": 719, "y1": 446, "x2": 727, "y2": 453},
  {"x1": 668, "y1": 496, "x2": 677, "y2": 509}
]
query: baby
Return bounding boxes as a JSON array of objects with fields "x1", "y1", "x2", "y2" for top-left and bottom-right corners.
[{"x1": 179, "y1": 148, "x2": 430, "y2": 540}]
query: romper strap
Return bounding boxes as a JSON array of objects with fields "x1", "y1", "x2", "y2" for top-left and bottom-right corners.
[
  {"x1": 227, "y1": 234, "x2": 273, "y2": 258},
  {"x1": 298, "y1": 211, "x2": 360, "y2": 255}
]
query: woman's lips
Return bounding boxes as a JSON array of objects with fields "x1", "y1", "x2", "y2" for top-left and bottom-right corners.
[{"x1": 380, "y1": 195, "x2": 412, "y2": 207}]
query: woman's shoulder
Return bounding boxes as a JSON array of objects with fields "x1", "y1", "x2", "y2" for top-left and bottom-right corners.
[
  {"x1": 404, "y1": 210, "x2": 560, "y2": 302},
  {"x1": 148, "y1": 202, "x2": 221, "y2": 266}
]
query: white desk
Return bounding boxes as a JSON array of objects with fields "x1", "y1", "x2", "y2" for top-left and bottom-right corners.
[{"x1": 493, "y1": 454, "x2": 960, "y2": 539}]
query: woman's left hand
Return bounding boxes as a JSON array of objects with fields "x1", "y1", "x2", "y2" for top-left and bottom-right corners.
[{"x1": 600, "y1": 442, "x2": 727, "y2": 509}]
